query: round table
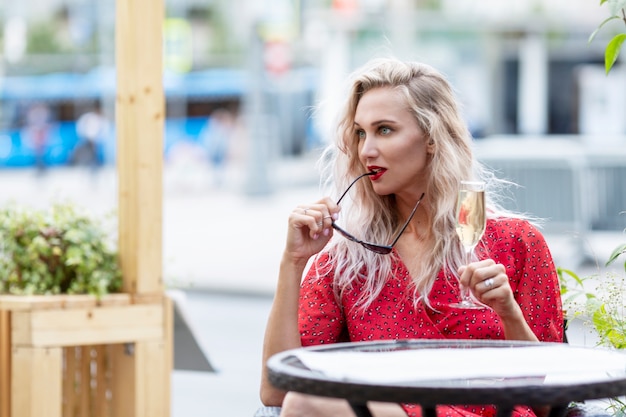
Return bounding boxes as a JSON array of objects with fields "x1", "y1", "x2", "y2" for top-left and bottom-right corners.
[{"x1": 267, "y1": 339, "x2": 626, "y2": 417}]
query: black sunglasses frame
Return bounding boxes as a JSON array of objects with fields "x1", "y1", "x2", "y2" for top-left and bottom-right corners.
[{"x1": 331, "y1": 172, "x2": 425, "y2": 255}]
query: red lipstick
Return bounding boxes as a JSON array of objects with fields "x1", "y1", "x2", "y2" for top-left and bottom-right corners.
[{"x1": 367, "y1": 167, "x2": 386, "y2": 181}]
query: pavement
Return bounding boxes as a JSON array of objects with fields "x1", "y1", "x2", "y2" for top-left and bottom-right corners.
[{"x1": 0, "y1": 156, "x2": 624, "y2": 416}]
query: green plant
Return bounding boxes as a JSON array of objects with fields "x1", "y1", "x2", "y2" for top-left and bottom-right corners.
[
  {"x1": 589, "y1": 0, "x2": 626, "y2": 74},
  {"x1": 558, "y1": 232, "x2": 626, "y2": 415},
  {"x1": 559, "y1": 239, "x2": 626, "y2": 346},
  {"x1": 0, "y1": 203, "x2": 122, "y2": 297}
]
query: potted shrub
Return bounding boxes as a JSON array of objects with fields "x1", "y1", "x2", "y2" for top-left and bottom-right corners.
[
  {"x1": 0, "y1": 203, "x2": 167, "y2": 417},
  {"x1": 0, "y1": 203, "x2": 122, "y2": 297}
]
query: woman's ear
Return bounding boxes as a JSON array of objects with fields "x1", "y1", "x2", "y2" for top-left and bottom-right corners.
[{"x1": 427, "y1": 138, "x2": 435, "y2": 154}]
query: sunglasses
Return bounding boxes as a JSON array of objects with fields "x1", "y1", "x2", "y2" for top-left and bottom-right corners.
[{"x1": 332, "y1": 172, "x2": 426, "y2": 254}]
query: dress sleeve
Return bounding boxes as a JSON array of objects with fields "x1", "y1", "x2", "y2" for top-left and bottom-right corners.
[
  {"x1": 298, "y1": 253, "x2": 346, "y2": 347},
  {"x1": 489, "y1": 219, "x2": 564, "y2": 343}
]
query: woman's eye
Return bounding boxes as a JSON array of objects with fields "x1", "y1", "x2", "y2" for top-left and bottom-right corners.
[
  {"x1": 380, "y1": 126, "x2": 391, "y2": 135},
  {"x1": 356, "y1": 130, "x2": 366, "y2": 140}
]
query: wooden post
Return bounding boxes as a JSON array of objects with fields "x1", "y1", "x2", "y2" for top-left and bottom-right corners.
[
  {"x1": 115, "y1": 0, "x2": 165, "y2": 296},
  {"x1": 114, "y1": 0, "x2": 171, "y2": 416}
]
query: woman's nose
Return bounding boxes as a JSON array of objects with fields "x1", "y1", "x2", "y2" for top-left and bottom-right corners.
[{"x1": 359, "y1": 137, "x2": 378, "y2": 158}]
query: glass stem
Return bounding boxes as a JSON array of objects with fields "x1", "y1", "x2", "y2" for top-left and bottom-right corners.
[{"x1": 463, "y1": 246, "x2": 474, "y2": 301}]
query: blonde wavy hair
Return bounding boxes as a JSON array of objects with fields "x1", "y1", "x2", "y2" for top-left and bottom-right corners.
[{"x1": 315, "y1": 57, "x2": 516, "y2": 311}]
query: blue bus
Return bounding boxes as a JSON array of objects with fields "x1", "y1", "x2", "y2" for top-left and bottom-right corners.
[{"x1": 0, "y1": 66, "x2": 318, "y2": 168}]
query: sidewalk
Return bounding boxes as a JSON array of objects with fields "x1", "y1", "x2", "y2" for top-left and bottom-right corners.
[{"x1": 170, "y1": 290, "x2": 272, "y2": 417}]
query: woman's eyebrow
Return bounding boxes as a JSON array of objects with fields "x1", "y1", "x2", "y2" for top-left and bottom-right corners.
[{"x1": 354, "y1": 118, "x2": 397, "y2": 127}]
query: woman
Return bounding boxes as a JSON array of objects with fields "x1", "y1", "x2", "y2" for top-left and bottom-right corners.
[{"x1": 258, "y1": 58, "x2": 563, "y2": 417}]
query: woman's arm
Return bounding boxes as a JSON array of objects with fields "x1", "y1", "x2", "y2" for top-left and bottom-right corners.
[
  {"x1": 259, "y1": 199, "x2": 340, "y2": 406},
  {"x1": 504, "y1": 220, "x2": 564, "y2": 343},
  {"x1": 260, "y1": 254, "x2": 310, "y2": 406}
]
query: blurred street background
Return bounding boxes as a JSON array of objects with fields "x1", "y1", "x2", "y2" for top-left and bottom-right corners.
[{"x1": 1, "y1": 0, "x2": 626, "y2": 416}]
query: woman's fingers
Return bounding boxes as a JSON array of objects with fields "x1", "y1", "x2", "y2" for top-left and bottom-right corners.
[
  {"x1": 295, "y1": 201, "x2": 338, "y2": 238},
  {"x1": 459, "y1": 260, "x2": 519, "y2": 315},
  {"x1": 460, "y1": 260, "x2": 510, "y2": 298}
]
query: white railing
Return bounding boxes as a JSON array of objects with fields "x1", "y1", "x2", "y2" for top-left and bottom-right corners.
[{"x1": 474, "y1": 135, "x2": 626, "y2": 264}]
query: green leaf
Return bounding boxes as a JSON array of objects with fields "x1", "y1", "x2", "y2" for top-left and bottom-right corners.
[
  {"x1": 605, "y1": 33, "x2": 626, "y2": 74},
  {"x1": 588, "y1": 16, "x2": 620, "y2": 44},
  {"x1": 607, "y1": 328, "x2": 626, "y2": 349},
  {"x1": 591, "y1": 301, "x2": 626, "y2": 349},
  {"x1": 557, "y1": 267, "x2": 584, "y2": 286},
  {"x1": 606, "y1": 243, "x2": 626, "y2": 266}
]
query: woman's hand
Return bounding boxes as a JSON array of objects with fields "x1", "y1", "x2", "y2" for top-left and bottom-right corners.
[
  {"x1": 458, "y1": 260, "x2": 520, "y2": 320},
  {"x1": 284, "y1": 197, "x2": 340, "y2": 263},
  {"x1": 458, "y1": 259, "x2": 539, "y2": 341}
]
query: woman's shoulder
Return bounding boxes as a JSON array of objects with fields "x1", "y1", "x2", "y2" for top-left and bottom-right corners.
[
  {"x1": 307, "y1": 251, "x2": 335, "y2": 275},
  {"x1": 485, "y1": 217, "x2": 544, "y2": 239}
]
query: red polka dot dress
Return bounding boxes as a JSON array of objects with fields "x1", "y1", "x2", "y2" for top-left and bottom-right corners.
[{"x1": 298, "y1": 218, "x2": 564, "y2": 417}]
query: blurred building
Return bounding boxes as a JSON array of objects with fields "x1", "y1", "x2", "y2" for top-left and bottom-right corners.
[{"x1": 0, "y1": 0, "x2": 624, "y2": 159}]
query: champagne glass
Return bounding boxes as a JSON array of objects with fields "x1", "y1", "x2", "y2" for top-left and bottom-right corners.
[{"x1": 450, "y1": 180, "x2": 487, "y2": 309}]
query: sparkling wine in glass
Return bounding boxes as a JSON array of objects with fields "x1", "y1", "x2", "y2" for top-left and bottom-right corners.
[{"x1": 450, "y1": 180, "x2": 487, "y2": 309}]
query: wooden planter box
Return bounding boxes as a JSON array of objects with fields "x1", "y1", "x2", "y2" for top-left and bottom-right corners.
[{"x1": 0, "y1": 293, "x2": 172, "y2": 417}]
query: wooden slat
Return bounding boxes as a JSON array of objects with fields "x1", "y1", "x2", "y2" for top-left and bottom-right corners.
[
  {"x1": 12, "y1": 305, "x2": 164, "y2": 347},
  {"x1": 0, "y1": 310, "x2": 10, "y2": 417},
  {"x1": 94, "y1": 345, "x2": 110, "y2": 417},
  {"x1": 0, "y1": 296, "x2": 65, "y2": 311},
  {"x1": 12, "y1": 347, "x2": 62, "y2": 417},
  {"x1": 116, "y1": 0, "x2": 164, "y2": 296},
  {"x1": 109, "y1": 344, "x2": 135, "y2": 417},
  {"x1": 80, "y1": 347, "x2": 90, "y2": 417},
  {"x1": 0, "y1": 294, "x2": 131, "y2": 311},
  {"x1": 62, "y1": 347, "x2": 77, "y2": 417}
]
